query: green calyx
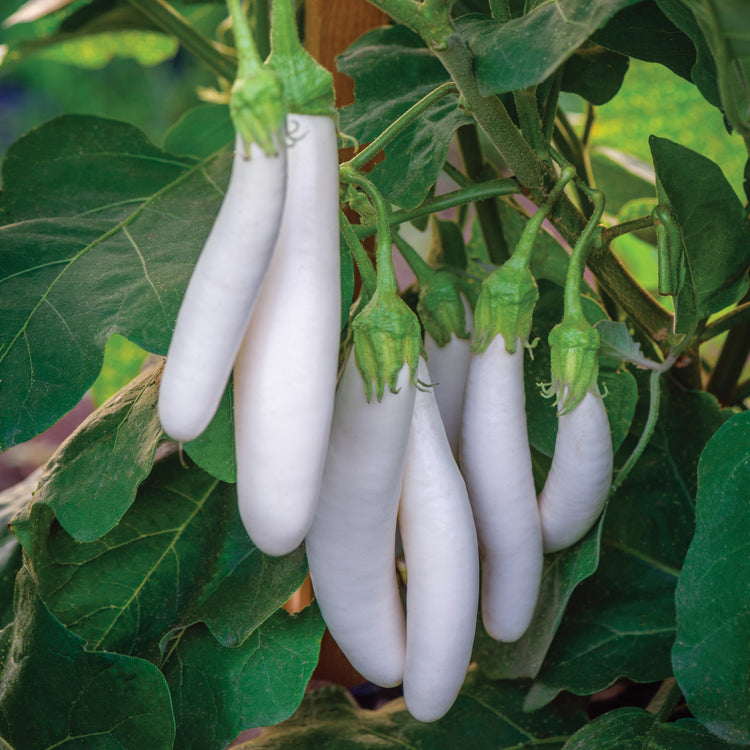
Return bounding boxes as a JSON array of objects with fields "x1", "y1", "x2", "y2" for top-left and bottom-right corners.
[
  {"x1": 472, "y1": 258, "x2": 538, "y2": 355},
  {"x1": 229, "y1": 65, "x2": 286, "y2": 157},
  {"x1": 266, "y1": 0, "x2": 335, "y2": 117},
  {"x1": 418, "y1": 271, "x2": 472, "y2": 348},
  {"x1": 545, "y1": 317, "x2": 600, "y2": 414},
  {"x1": 352, "y1": 289, "x2": 421, "y2": 402}
]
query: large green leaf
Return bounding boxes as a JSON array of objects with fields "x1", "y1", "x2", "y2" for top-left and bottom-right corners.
[
  {"x1": 240, "y1": 673, "x2": 586, "y2": 749},
  {"x1": 563, "y1": 707, "x2": 741, "y2": 749},
  {"x1": 561, "y1": 44, "x2": 629, "y2": 106},
  {"x1": 337, "y1": 26, "x2": 470, "y2": 209},
  {"x1": 0, "y1": 565, "x2": 175, "y2": 749},
  {"x1": 165, "y1": 606, "x2": 325, "y2": 750},
  {"x1": 0, "y1": 115, "x2": 228, "y2": 450},
  {"x1": 650, "y1": 137, "x2": 750, "y2": 333},
  {"x1": 672, "y1": 411, "x2": 750, "y2": 745},
  {"x1": 30, "y1": 362, "x2": 164, "y2": 542},
  {"x1": 524, "y1": 380, "x2": 728, "y2": 709},
  {"x1": 11, "y1": 453, "x2": 307, "y2": 659},
  {"x1": 463, "y1": 0, "x2": 642, "y2": 96}
]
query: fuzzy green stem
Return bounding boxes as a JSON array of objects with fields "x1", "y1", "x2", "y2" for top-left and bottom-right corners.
[
  {"x1": 564, "y1": 183, "x2": 604, "y2": 320},
  {"x1": 611, "y1": 367, "x2": 662, "y2": 493},
  {"x1": 226, "y1": 0, "x2": 264, "y2": 78},
  {"x1": 647, "y1": 678, "x2": 682, "y2": 722},
  {"x1": 340, "y1": 210, "x2": 377, "y2": 300},
  {"x1": 513, "y1": 86, "x2": 547, "y2": 160},
  {"x1": 601, "y1": 215, "x2": 655, "y2": 244},
  {"x1": 442, "y1": 160, "x2": 471, "y2": 188},
  {"x1": 699, "y1": 301, "x2": 750, "y2": 342},
  {"x1": 393, "y1": 232, "x2": 435, "y2": 285},
  {"x1": 707, "y1": 308, "x2": 750, "y2": 403},
  {"x1": 346, "y1": 82, "x2": 458, "y2": 172},
  {"x1": 511, "y1": 164, "x2": 576, "y2": 268},
  {"x1": 490, "y1": 0, "x2": 511, "y2": 20},
  {"x1": 457, "y1": 124, "x2": 510, "y2": 263},
  {"x1": 341, "y1": 169, "x2": 398, "y2": 294},
  {"x1": 129, "y1": 0, "x2": 236, "y2": 80},
  {"x1": 353, "y1": 178, "x2": 519, "y2": 239}
]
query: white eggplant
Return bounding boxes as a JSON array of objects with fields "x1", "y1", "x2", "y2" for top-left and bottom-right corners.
[
  {"x1": 538, "y1": 389, "x2": 613, "y2": 553},
  {"x1": 233, "y1": 115, "x2": 340, "y2": 556},
  {"x1": 305, "y1": 357, "x2": 415, "y2": 687},
  {"x1": 159, "y1": 133, "x2": 287, "y2": 442},
  {"x1": 399, "y1": 359, "x2": 479, "y2": 722},
  {"x1": 459, "y1": 335, "x2": 543, "y2": 642}
]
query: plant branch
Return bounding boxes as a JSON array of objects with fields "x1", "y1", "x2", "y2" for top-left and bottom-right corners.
[
  {"x1": 457, "y1": 124, "x2": 510, "y2": 263},
  {"x1": 707, "y1": 305, "x2": 750, "y2": 403},
  {"x1": 646, "y1": 678, "x2": 683, "y2": 722},
  {"x1": 340, "y1": 210, "x2": 377, "y2": 299},
  {"x1": 601, "y1": 215, "x2": 655, "y2": 244},
  {"x1": 129, "y1": 0, "x2": 236, "y2": 80},
  {"x1": 353, "y1": 178, "x2": 520, "y2": 238},
  {"x1": 699, "y1": 301, "x2": 750, "y2": 341}
]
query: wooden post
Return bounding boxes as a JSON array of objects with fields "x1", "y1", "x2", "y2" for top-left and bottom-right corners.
[{"x1": 305, "y1": 0, "x2": 388, "y2": 107}]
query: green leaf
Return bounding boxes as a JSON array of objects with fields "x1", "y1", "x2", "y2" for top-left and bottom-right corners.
[
  {"x1": 164, "y1": 606, "x2": 325, "y2": 750},
  {"x1": 30, "y1": 362, "x2": 164, "y2": 542},
  {"x1": 672, "y1": 411, "x2": 750, "y2": 745},
  {"x1": 90, "y1": 333, "x2": 149, "y2": 408},
  {"x1": 184, "y1": 383, "x2": 237, "y2": 484},
  {"x1": 525, "y1": 380, "x2": 728, "y2": 709},
  {"x1": 463, "y1": 0, "x2": 642, "y2": 96},
  {"x1": 163, "y1": 104, "x2": 234, "y2": 159},
  {"x1": 0, "y1": 564, "x2": 175, "y2": 749},
  {"x1": 589, "y1": 148, "x2": 655, "y2": 218},
  {"x1": 238, "y1": 672, "x2": 586, "y2": 749},
  {"x1": 13, "y1": 453, "x2": 307, "y2": 660},
  {"x1": 338, "y1": 26, "x2": 470, "y2": 209},
  {"x1": 563, "y1": 707, "x2": 740, "y2": 749},
  {"x1": 561, "y1": 43, "x2": 629, "y2": 106},
  {"x1": 650, "y1": 137, "x2": 750, "y2": 333},
  {"x1": 0, "y1": 115, "x2": 230, "y2": 449}
]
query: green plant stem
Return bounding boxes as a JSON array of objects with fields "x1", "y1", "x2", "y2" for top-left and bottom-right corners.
[
  {"x1": 457, "y1": 124, "x2": 510, "y2": 263},
  {"x1": 340, "y1": 210, "x2": 377, "y2": 300},
  {"x1": 226, "y1": 0, "x2": 264, "y2": 77},
  {"x1": 733, "y1": 378, "x2": 750, "y2": 404},
  {"x1": 490, "y1": 0, "x2": 511, "y2": 20},
  {"x1": 393, "y1": 232, "x2": 434, "y2": 285},
  {"x1": 601, "y1": 215, "x2": 655, "y2": 244},
  {"x1": 612, "y1": 368, "x2": 662, "y2": 493},
  {"x1": 346, "y1": 82, "x2": 458, "y2": 172},
  {"x1": 563, "y1": 184, "x2": 604, "y2": 320},
  {"x1": 541, "y1": 69, "x2": 563, "y2": 144},
  {"x1": 341, "y1": 169, "x2": 398, "y2": 294},
  {"x1": 513, "y1": 86, "x2": 547, "y2": 160},
  {"x1": 442, "y1": 160, "x2": 471, "y2": 188},
  {"x1": 699, "y1": 301, "x2": 750, "y2": 341},
  {"x1": 129, "y1": 0, "x2": 236, "y2": 80},
  {"x1": 707, "y1": 308, "x2": 750, "y2": 403},
  {"x1": 255, "y1": 0, "x2": 271, "y2": 60},
  {"x1": 646, "y1": 678, "x2": 683, "y2": 722},
  {"x1": 353, "y1": 178, "x2": 519, "y2": 239}
]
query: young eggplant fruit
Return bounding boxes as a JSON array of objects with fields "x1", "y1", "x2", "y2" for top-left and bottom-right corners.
[
  {"x1": 159, "y1": 133, "x2": 287, "y2": 442},
  {"x1": 399, "y1": 359, "x2": 479, "y2": 722},
  {"x1": 460, "y1": 335, "x2": 543, "y2": 642},
  {"x1": 538, "y1": 388, "x2": 613, "y2": 552},
  {"x1": 305, "y1": 357, "x2": 415, "y2": 687},
  {"x1": 423, "y1": 299, "x2": 473, "y2": 456},
  {"x1": 233, "y1": 114, "x2": 340, "y2": 556}
]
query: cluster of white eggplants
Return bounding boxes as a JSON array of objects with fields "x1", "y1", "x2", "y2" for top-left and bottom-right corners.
[{"x1": 158, "y1": 113, "x2": 614, "y2": 722}]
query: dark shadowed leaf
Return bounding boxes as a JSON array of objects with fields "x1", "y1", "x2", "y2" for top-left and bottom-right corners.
[
  {"x1": 165, "y1": 606, "x2": 324, "y2": 750},
  {"x1": 672, "y1": 411, "x2": 750, "y2": 745},
  {"x1": 650, "y1": 137, "x2": 750, "y2": 333},
  {"x1": 238, "y1": 672, "x2": 586, "y2": 749},
  {"x1": 563, "y1": 707, "x2": 741, "y2": 749},
  {"x1": 525, "y1": 380, "x2": 728, "y2": 709},
  {"x1": 562, "y1": 44, "x2": 629, "y2": 105},
  {"x1": 0, "y1": 565, "x2": 175, "y2": 749}
]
